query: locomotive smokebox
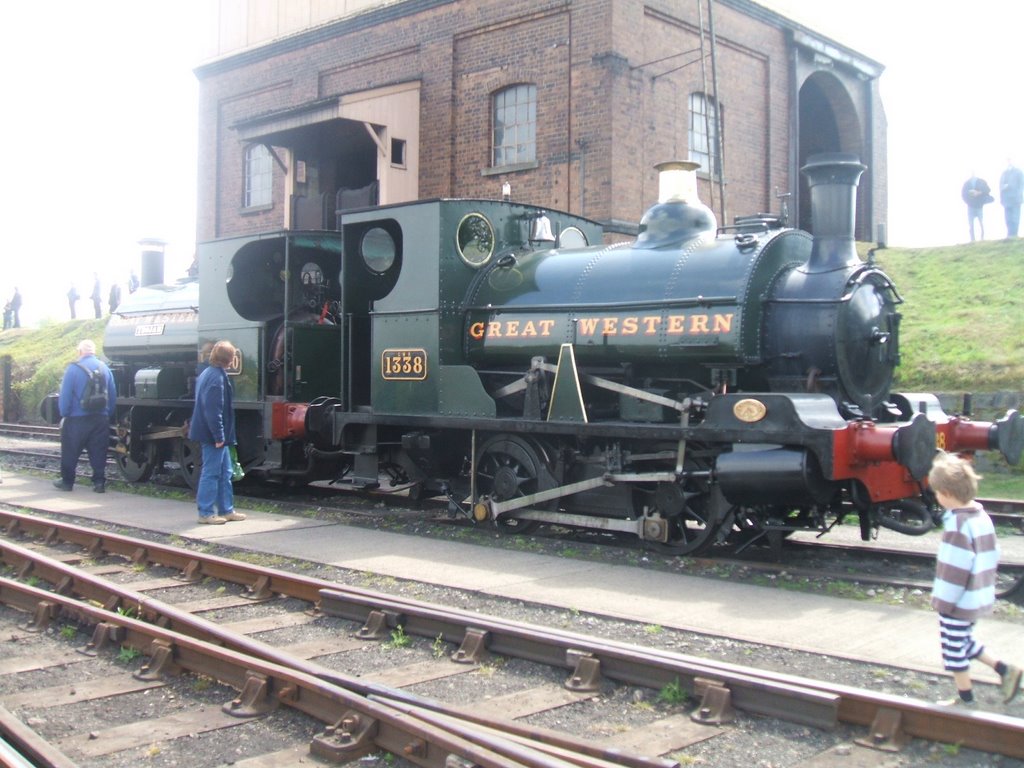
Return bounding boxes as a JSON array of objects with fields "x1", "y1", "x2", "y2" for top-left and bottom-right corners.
[
  {"x1": 801, "y1": 153, "x2": 865, "y2": 273},
  {"x1": 764, "y1": 153, "x2": 900, "y2": 417}
]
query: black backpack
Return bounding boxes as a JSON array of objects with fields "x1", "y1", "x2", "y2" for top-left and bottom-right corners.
[{"x1": 75, "y1": 362, "x2": 109, "y2": 412}]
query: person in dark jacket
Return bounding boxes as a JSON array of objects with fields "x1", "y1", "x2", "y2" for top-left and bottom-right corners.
[
  {"x1": 9, "y1": 287, "x2": 21, "y2": 328},
  {"x1": 961, "y1": 172, "x2": 992, "y2": 242},
  {"x1": 90, "y1": 273, "x2": 102, "y2": 319},
  {"x1": 999, "y1": 159, "x2": 1024, "y2": 238},
  {"x1": 53, "y1": 339, "x2": 116, "y2": 492},
  {"x1": 108, "y1": 282, "x2": 122, "y2": 314},
  {"x1": 187, "y1": 340, "x2": 247, "y2": 524},
  {"x1": 929, "y1": 451, "x2": 1021, "y2": 707},
  {"x1": 67, "y1": 284, "x2": 79, "y2": 319}
]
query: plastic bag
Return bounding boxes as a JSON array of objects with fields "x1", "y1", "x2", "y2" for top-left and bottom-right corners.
[{"x1": 229, "y1": 446, "x2": 245, "y2": 482}]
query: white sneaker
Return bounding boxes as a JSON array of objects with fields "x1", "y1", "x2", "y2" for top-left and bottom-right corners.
[{"x1": 198, "y1": 515, "x2": 227, "y2": 525}]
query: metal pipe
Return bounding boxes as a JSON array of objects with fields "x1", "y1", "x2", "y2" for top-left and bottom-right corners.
[
  {"x1": 707, "y1": 0, "x2": 726, "y2": 223},
  {"x1": 283, "y1": 235, "x2": 291, "y2": 400}
]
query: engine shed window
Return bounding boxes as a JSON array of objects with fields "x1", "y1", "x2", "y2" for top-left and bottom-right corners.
[
  {"x1": 688, "y1": 93, "x2": 721, "y2": 176},
  {"x1": 244, "y1": 144, "x2": 272, "y2": 208},
  {"x1": 492, "y1": 84, "x2": 536, "y2": 167}
]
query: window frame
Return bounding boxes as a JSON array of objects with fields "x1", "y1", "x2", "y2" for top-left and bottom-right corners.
[
  {"x1": 243, "y1": 143, "x2": 273, "y2": 209},
  {"x1": 688, "y1": 92, "x2": 722, "y2": 176},
  {"x1": 491, "y1": 84, "x2": 537, "y2": 169}
]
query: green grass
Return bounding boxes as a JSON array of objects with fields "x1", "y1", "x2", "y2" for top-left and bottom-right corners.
[
  {"x1": 979, "y1": 471, "x2": 1024, "y2": 499},
  {"x1": 873, "y1": 239, "x2": 1024, "y2": 392},
  {"x1": 0, "y1": 318, "x2": 109, "y2": 422}
]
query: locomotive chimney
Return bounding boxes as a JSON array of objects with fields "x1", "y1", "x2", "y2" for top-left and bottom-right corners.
[
  {"x1": 138, "y1": 238, "x2": 166, "y2": 287},
  {"x1": 800, "y1": 153, "x2": 866, "y2": 273},
  {"x1": 656, "y1": 160, "x2": 702, "y2": 204},
  {"x1": 636, "y1": 161, "x2": 717, "y2": 247}
]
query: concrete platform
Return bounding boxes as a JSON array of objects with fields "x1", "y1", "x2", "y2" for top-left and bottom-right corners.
[{"x1": 0, "y1": 470, "x2": 1020, "y2": 681}]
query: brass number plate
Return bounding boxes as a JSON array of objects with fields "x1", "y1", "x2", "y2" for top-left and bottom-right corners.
[{"x1": 381, "y1": 348, "x2": 427, "y2": 381}]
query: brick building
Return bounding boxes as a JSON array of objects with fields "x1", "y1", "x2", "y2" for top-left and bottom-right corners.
[{"x1": 195, "y1": 0, "x2": 886, "y2": 243}]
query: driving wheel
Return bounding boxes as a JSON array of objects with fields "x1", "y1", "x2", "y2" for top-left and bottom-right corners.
[
  {"x1": 476, "y1": 435, "x2": 556, "y2": 534},
  {"x1": 117, "y1": 442, "x2": 158, "y2": 483},
  {"x1": 175, "y1": 438, "x2": 202, "y2": 490},
  {"x1": 634, "y1": 461, "x2": 723, "y2": 556}
]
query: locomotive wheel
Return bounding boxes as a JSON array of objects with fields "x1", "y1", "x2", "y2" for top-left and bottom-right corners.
[
  {"x1": 175, "y1": 438, "x2": 203, "y2": 490},
  {"x1": 476, "y1": 435, "x2": 555, "y2": 535},
  {"x1": 117, "y1": 443, "x2": 157, "y2": 483},
  {"x1": 721, "y1": 507, "x2": 797, "y2": 558},
  {"x1": 636, "y1": 473, "x2": 722, "y2": 556}
]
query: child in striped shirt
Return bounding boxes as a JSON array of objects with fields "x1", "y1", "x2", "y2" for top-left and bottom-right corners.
[{"x1": 929, "y1": 451, "x2": 1020, "y2": 707}]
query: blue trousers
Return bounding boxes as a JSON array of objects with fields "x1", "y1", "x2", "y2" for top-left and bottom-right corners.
[
  {"x1": 1005, "y1": 204, "x2": 1021, "y2": 238},
  {"x1": 59, "y1": 414, "x2": 109, "y2": 487},
  {"x1": 197, "y1": 443, "x2": 234, "y2": 518}
]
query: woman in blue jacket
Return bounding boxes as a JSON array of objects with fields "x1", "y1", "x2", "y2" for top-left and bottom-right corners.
[{"x1": 188, "y1": 340, "x2": 247, "y2": 524}]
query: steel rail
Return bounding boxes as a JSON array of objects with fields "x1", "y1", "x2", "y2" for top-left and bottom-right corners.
[
  {"x1": 314, "y1": 587, "x2": 1024, "y2": 757},
  {"x1": 316, "y1": 587, "x2": 840, "y2": 728},
  {"x1": 704, "y1": 544, "x2": 1024, "y2": 600},
  {"x1": 0, "y1": 534, "x2": 674, "y2": 768},
  {"x1": 1, "y1": 509, "x2": 837, "y2": 728},
  {"x1": 0, "y1": 575, "x2": 577, "y2": 768},
  {"x1": 3, "y1": 509, "x2": 1024, "y2": 757},
  {"x1": 0, "y1": 423, "x2": 61, "y2": 439},
  {"x1": 976, "y1": 498, "x2": 1024, "y2": 531},
  {"x1": 0, "y1": 705, "x2": 79, "y2": 768}
]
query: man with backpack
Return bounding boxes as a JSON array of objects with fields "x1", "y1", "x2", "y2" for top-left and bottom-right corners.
[{"x1": 54, "y1": 339, "x2": 116, "y2": 493}]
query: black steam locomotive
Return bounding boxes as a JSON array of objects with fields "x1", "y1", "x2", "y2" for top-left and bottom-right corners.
[{"x1": 101, "y1": 154, "x2": 1023, "y2": 554}]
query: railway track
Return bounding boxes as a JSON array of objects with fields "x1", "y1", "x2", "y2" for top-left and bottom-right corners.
[
  {"x1": 0, "y1": 509, "x2": 1022, "y2": 767},
  {"x1": 708, "y1": 538, "x2": 1024, "y2": 605},
  {"x1": 0, "y1": 423, "x2": 61, "y2": 440}
]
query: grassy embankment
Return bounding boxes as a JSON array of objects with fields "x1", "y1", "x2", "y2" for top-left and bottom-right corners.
[
  {"x1": 0, "y1": 238, "x2": 1021, "y2": 495},
  {"x1": 873, "y1": 239, "x2": 1023, "y2": 496},
  {"x1": 874, "y1": 239, "x2": 1023, "y2": 394}
]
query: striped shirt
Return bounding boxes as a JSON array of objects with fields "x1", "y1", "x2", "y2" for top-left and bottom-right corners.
[{"x1": 931, "y1": 503, "x2": 998, "y2": 620}]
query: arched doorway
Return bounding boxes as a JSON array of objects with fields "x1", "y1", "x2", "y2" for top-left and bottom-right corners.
[{"x1": 797, "y1": 71, "x2": 867, "y2": 238}]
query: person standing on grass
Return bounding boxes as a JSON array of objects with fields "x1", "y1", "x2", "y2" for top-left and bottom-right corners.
[
  {"x1": 90, "y1": 273, "x2": 102, "y2": 319},
  {"x1": 9, "y1": 287, "x2": 21, "y2": 328},
  {"x1": 67, "y1": 284, "x2": 79, "y2": 319},
  {"x1": 999, "y1": 158, "x2": 1024, "y2": 238},
  {"x1": 187, "y1": 340, "x2": 247, "y2": 525},
  {"x1": 961, "y1": 172, "x2": 992, "y2": 242},
  {"x1": 930, "y1": 451, "x2": 1021, "y2": 707}
]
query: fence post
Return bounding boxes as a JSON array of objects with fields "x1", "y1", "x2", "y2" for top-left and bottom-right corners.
[{"x1": 0, "y1": 355, "x2": 10, "y2": 422}]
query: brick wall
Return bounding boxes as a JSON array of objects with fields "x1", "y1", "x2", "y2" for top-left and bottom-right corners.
[{"x1": 195, "y1": 0, "x2": 885, "y2": 243}]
